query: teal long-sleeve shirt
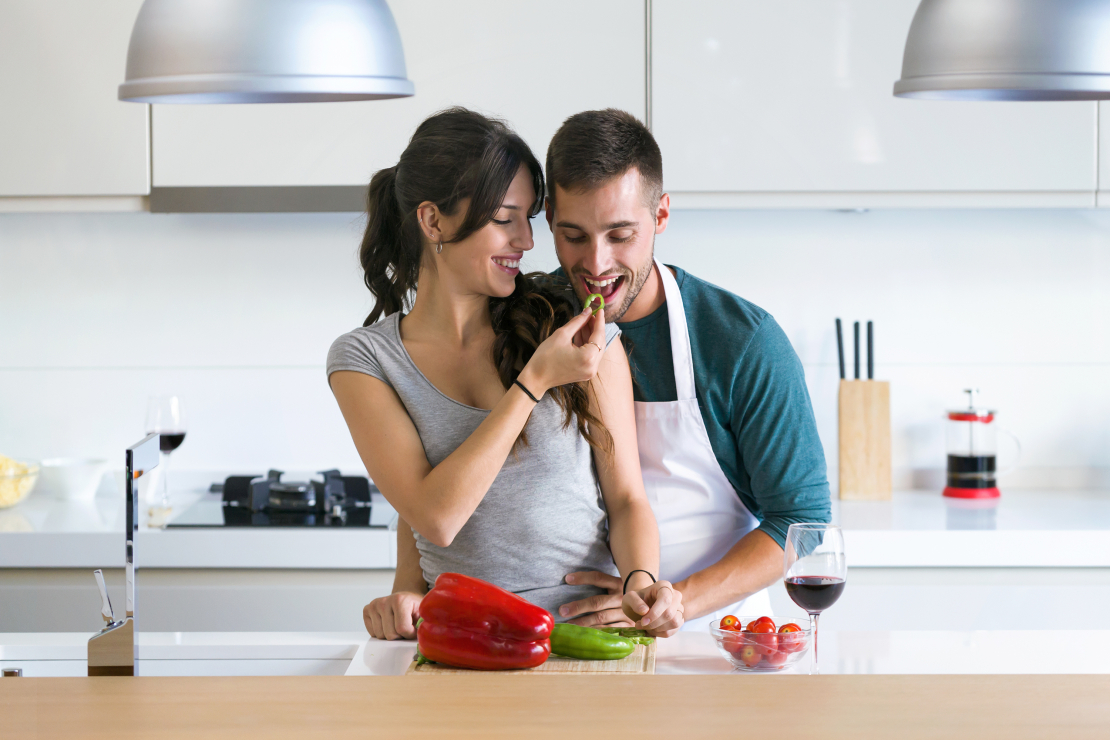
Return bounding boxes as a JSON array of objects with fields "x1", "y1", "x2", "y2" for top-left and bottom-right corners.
[{"x1": 615, "y1": 265, "x2": 832, "y2": 549}]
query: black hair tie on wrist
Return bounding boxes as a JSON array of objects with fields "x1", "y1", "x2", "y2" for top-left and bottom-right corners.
[
  {"x1": 513, "y1": 379, "x2": 540, "y2": 404},
  {"x1": 623, "y1": 569, "x2": 657, "y2": 594}
]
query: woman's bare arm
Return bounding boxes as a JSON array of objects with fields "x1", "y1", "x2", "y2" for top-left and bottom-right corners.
[
  {"x1": 392, "y1": 520, "x2": 428, "y2": 594},
  {"x1": 590, "y1": 340, "x2": 682, "y2": 634},
  {"x1": 331, "y1": 370, "x2": 537, "y2": 547},
  {"x1": 331, "y1": 307, "x2": 607, "y2": 548},
  {"x1": 361, "y1": 519, "x2": 427, "y2": 640}
]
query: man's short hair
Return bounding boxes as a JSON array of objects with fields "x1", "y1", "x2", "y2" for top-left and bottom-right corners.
[{"x1": 546, "y1": 109, "x2": 663, "y2": 210}]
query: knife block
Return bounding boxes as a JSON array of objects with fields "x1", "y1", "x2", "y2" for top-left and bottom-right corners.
[{"x1": 838, "y1": 379, "x2": 892, "y2": 500}]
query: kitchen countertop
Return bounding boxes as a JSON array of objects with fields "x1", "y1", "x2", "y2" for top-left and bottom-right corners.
[
  {"x1": 1, "y1": 631, "x2": 366, "y2": 678},
  {"x1": 5, "y1": 673, "x2": 1109, "y2": 739},
  {"x1": 347, "y1": 629, "x2": 1110, "y2": 676},
  {"x1": 5, "y1": 628, "x2": 1110, "y2": 677},
  {"x1": 1, "y1": 486, "x2": 1108, "y2": 568},
  {"x1": 0, "y1": 481, "x2": 399, "y2": 569},
  {"x1": 4, "y1": 629, "x2": 1109, "y2": 738}
]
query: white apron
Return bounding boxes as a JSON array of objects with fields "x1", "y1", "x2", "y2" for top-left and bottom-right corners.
[{"x1": 635, "y1": 260, "x2": 772, "y2": 632}]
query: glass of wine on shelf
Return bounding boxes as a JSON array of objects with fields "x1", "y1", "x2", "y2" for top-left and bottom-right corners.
[
  {"x1": 784, "y1": 523, "x2": 846, "y2": 674},
  {"x1": 144, "y1": 395, "x2": 186, "y2": 510}
]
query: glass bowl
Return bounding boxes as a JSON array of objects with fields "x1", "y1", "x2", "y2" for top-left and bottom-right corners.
[
  {"x1": 0, "y1": 458, "x2": 40, "y2": 509},
  {"x1": 710, "y1": 615, "x2": 812, "y2": 672}
]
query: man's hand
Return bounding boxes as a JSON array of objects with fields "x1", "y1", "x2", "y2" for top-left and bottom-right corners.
[
  {"x1": 622, "y1": 580, "x2": 684, "y2": 637},
  {"x1": 363, "y1": 592, "x2": 423, "y2": 640},
  {"x1": 559, "y1": 571, "x2": 685, "y2": 637},
  {"x1": 558, "y1": 571, "x2": 634, "y2": 629}
]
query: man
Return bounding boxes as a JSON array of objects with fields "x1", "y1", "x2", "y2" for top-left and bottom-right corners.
[
  {"x1": 543, "y1": 109, "x2": 830, "y2": 631},
  {"x1": 363, "y1": 109, "x2": 830, "y2": 639}
]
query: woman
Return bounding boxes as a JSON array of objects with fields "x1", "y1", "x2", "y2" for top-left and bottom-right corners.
[{"x1": 327, "y1": 108, "x2": 682, "y2": 639}]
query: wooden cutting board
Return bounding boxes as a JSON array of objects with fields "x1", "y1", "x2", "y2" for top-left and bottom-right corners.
[{"x1": 405, "y1": 641, "x2": 656, "y2": 675}]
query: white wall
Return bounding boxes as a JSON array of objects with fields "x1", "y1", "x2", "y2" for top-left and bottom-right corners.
[{"x1": 1, "y1": 208, "x2": 1109, "y2": 490}]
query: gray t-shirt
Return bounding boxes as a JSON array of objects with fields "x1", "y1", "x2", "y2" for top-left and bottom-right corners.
[{"x1": 327, "y1": 312, "x2": 622, "y2": 618}]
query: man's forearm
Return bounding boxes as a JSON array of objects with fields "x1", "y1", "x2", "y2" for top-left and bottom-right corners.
[
  {"x1": 393, "y1": 517, "x2": 429, "y2": 595},
  {"x1": 674, "y1": 529, "x2": 782, "y2": 620}
]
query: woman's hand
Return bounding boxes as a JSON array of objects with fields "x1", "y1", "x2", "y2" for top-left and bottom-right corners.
[
  {"x1": 518, "y1": 306, "x2": 607, "y2": 394},
  {"x1": 622, "y1": 580, "x2": 685, "y2": 638},
  {"x1": 363, "y1": 592, "x2": 423, "y2": 640}
]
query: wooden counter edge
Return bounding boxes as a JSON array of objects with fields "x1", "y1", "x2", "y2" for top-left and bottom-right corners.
[{"x1": 5, "y1": 674, "x2": 1110, "y2": 739}]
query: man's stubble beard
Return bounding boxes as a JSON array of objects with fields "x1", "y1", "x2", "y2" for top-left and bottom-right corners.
[{"x1": 606, "y1": 236, "x2": 655, "y2": 323}]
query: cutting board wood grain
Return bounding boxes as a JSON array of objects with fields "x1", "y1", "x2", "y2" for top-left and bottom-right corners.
[{"x1": 405, "y1": 641, "x2": 656, "y2": 675}]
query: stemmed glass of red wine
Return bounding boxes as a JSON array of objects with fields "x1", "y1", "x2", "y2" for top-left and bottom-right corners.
[
  {"x1": 145, "y1": 395, "x2": 187, "y2": 509},
  {"x1": 784, "y1": 523, "x2": 846, "y2": 674}
]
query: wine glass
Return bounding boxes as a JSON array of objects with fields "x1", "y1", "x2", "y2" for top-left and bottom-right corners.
[
  {"x1": 145, "y1": 395, "x2": 186, "y2": 509},
  {"x1": 784, "y1": 523, "x2": 846, "y2": 674}
]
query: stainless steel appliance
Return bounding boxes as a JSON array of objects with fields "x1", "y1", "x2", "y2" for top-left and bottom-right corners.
[{"x1": 167, "y1": 470, "x2": 387, "y2": 528}]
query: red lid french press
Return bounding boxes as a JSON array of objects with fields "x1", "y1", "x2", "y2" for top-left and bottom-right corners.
[{"x1": 944, "y1": 389, "x2": 1002, "y2": 499}]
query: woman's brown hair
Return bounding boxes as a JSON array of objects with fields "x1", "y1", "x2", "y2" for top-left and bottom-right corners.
[{"x1": 359, "y1": 107, "x2": 612, "y2": 455}]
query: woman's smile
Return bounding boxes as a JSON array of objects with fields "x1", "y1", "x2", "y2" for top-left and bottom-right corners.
[{"x1": 492, "y1": 254, "x2": 522, "y2": 276}]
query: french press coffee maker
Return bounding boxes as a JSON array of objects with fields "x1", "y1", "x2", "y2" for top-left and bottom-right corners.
[{"x1": 943, "y1": 389, "x2": 1017, "y2": 499}]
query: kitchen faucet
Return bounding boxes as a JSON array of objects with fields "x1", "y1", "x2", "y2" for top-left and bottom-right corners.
[{"x1": 87, "y1": 433, "x2": 159, "y2": 676}]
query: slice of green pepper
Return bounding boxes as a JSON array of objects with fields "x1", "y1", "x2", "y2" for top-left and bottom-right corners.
[
  {"x1": 550, "y1": 623, "x2": 634, "y2": 660},
  {"x1": 583, "y1": 293, "x2": 605, "y2": 316}
]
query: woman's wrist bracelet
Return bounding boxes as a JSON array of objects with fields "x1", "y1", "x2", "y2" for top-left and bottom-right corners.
[
  {"x1": 623, "y1": 569, "x2": 657, "y2": 594},
  {"x1": 513, "y1": 378, "x2": 541, "y2": 404}
]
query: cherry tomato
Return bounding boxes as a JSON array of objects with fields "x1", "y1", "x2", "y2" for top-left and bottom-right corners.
[
  {"x1": 750, "y1": 616, "x2": 776, "y2": 631},
  {"x1": 777, "y1": 623, "x2": 803, "y2": 652},
  {"x1": 737, "y1": 643, "x2": 762, "y2": 668},
  {"x1": 764, "y1": 647, "x2": 789, "y2": 667},
  {"x1": 747, "y1": 621, "x2": 775, "y2": 634},
  {"x1": 748, "y1": 627, "x2": 778, "y2": 654},
  {"x1": 719, "y1": 615, "x2": 741, "y2": 631}
]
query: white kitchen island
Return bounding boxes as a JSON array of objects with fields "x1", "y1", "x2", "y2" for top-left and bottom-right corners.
[
  {"x1": 346, "y1": 629, "x2": 1110, "y2": 676},
  {"x1": 5, "y1": 628, "x2": 1110, "y2": 678},
  {"x1": 1, "y1": 631, "x2": 366, "y2": 677}
]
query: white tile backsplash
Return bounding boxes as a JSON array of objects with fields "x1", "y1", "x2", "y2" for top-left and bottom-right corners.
[{"x1": 2, "y1": 208, "x2": 1108, "y2": 489}]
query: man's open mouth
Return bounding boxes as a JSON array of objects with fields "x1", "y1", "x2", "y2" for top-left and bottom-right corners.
[{"x1": 581, "y1": 274, "x2": 624, "y2": 301}]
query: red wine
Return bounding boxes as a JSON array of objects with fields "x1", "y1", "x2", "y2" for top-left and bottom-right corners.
[
  {"x1": 785, "y1": 576, "x2": 845, "y2": 613},
  {"x1": 159, "y1": 432, "x2": 186, "y2": 453}
]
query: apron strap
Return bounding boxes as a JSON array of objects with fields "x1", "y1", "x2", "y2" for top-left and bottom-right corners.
[{"x1": 656, "y1": 259, "x2": 696, "y2": 401}]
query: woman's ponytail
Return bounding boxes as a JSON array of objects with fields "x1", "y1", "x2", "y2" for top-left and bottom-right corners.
[{"x1": 360, "y1": 166, "x2": 419, "y2": 326}]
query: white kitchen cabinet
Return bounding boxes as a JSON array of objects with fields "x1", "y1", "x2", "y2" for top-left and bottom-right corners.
[
  {"x1": 652, "y1": 0, "x2": 1097, "y2": 207},
  {"x1": 1098, "y1": 102, "x2": 1110, "y2": 207},
  {"x1": 0, "y1": 0, "x2": 149, "y2": 198},
  {"x1": 152, "y1": 0, "x2": 645, "y2": 188}
]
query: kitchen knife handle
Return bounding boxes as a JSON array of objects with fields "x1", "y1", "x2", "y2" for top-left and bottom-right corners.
[
  {"x1": 853, "y1": 322, "x2": 860, "y2": 380},
  {"x1": 867, "y1": 321, "x2": 874, "y2": 380},
  {"x1": 835, "y1": 318, "x2": 845, "y2": 380}
]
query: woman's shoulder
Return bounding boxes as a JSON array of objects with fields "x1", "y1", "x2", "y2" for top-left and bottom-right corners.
[
  {"x1": 604, "y1": 321, "x2": 621, "y2": 347},
  {"x1": 326, "y1": 313, "x2": 402, "y2": 384}
]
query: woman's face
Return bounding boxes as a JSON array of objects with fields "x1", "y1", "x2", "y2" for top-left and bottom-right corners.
[{"x1": 438, "y1": 166, "x2": 536, "y2": 299}]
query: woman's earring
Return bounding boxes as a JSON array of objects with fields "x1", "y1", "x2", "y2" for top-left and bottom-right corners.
[{"x1": 436, "y1": 241, "x2": 443, "y2": 254}]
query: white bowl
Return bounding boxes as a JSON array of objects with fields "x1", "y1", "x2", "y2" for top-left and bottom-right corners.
[{"x1": 37, "y1": 458, "x2": 108, "y2": 500}]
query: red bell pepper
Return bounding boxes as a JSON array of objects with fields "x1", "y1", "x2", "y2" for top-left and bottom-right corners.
[{"x1": 416, "y1": 573, "x2": 553, "y2": 670}]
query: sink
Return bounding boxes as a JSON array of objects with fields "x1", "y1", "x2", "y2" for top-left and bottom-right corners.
[{"x1": 1, "y1": 631, "x2": 364, "y2": 677}]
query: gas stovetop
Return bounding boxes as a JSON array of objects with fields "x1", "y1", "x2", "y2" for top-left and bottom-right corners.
[{"x1": 166, "y1": 470, "x2": 395, "y2": 528}]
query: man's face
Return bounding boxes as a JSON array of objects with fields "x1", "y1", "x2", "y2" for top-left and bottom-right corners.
[{"x1": 547, "y1": 168, "x2": 668, "y2": 323}]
